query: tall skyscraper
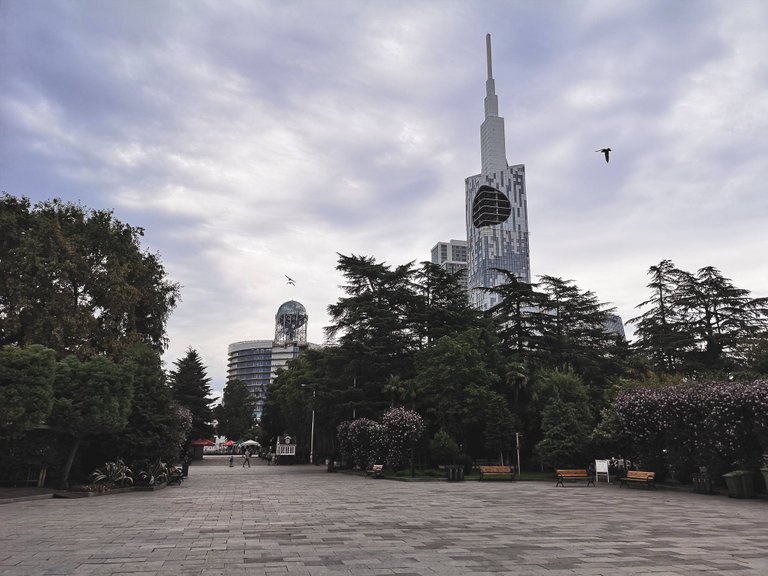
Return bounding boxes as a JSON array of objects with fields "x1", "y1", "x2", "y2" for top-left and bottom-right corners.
[{"x1": 465, "y1": 34, "x2": 531, "y2": 310}]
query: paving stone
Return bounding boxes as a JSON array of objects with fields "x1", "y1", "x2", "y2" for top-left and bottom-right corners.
[{"x1": 1, "y1": 457, "x2": 767, "y2": 575}]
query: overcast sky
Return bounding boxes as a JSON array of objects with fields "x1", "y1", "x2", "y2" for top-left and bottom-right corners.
[{"x1": 2, "y1": 0, "x2": 767, "y2": 396}]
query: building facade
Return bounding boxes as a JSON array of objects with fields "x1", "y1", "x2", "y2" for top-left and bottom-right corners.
[
  {"x1": 226, "y1": 300, "x2": 310, "y2": 420},
  {"x1": 465, "y1": 34, "x2": 531, "y2": 310},
  {"x1": 430, "y1": 239, "x2": 468, "y2": 289}
]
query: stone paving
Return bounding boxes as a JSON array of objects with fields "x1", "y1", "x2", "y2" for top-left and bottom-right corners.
[{"x1": 1, "y1": 456, "x2": 767, "y2": 575}]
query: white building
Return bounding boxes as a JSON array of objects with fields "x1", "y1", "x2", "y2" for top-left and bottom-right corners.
[
  {"x1": 226, "y1": 300, "x2": 312, "y2": 420},
  {"x1": 430, "y1": 239, "x2": 468, "y2": 290}
]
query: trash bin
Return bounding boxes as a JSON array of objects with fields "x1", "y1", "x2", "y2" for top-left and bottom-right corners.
[
  {"x1": 446, "y1": 465, "x2": 464, "y2": 481},
  {"x1": 692, "y1": 467, "x2": 712, "y2": 494},
  {"x1": 723, "y1": 470, "x2": 754, "y2": 498}
]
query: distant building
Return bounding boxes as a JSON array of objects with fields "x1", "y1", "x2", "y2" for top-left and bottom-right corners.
[
  {"x1": 226, "y1": 300, "x2": 312, "y2": 420},
  {"x1": 430, "y1": 239, "x2": 468, "y2": 289},
  {"x1": 465, "y1": 34, "x2": 531, "y2": 310}
]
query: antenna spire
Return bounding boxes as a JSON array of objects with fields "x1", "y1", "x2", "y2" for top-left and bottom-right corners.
[{"x1": 486, "y1": 33, "x2": 493, "y2": 80}]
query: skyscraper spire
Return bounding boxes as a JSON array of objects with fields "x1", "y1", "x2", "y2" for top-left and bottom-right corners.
[
  {"x1": 480, "y1": 33, "x2": 507, "y2": 175},
  {"x1": 466, "y1": 33, "x2": 531, "y2": 309}
]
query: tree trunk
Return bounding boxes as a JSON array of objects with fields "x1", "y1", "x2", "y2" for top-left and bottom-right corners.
[{"x1": 60, "y1": 436, "x2": 81, "y2": 489}]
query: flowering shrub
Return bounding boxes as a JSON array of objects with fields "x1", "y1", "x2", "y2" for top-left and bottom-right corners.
[
  {"x1": 613, "y1": 379, "x2": 768, "y2": 480},
  {"x1": 337, "y1": 407, "x2": 425, "y2": 470},
  {"x1": 380, "y1": 407, "x2": 425, "y2": 469}
]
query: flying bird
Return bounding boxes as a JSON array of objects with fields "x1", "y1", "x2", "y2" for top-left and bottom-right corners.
[
  {"x1": 285, "y1": 275, "x2": 296, "y2": 286},
  {"x1": 596, "y1": 148, "x2": 611, "y2": 163}
]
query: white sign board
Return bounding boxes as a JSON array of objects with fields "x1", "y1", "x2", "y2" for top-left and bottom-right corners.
[{"x1": 595, "y1": 459, "x2": 610, "y2": 483}]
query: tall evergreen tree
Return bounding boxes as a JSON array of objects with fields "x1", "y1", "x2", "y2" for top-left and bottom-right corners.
[
  {"x1": 628, "y1": 260, "x2": 693, "y2": 374},
  {"x1": 169, "y1": 348, "x2": 214, "y2": 443},
  {"x1": 215, "y1": 379, "x2": 258, "y2": 441}
]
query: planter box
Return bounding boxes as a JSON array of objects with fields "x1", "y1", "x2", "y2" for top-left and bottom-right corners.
[
  {"x1": 133, "y1": 483, "x2": 168, "y2": 492},
  {"x1": 722, "y1": 471, "x2": 755, "y2": 499}
]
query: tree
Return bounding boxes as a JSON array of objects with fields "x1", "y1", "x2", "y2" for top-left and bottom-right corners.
[
  {"x1": 112, "y1": 343, "x2": 180, "y2": 464},
  {"x1": 0, "y1": 344, "x2": 56, "y2": 433},
  {"x1": 169, "y1": 348, "x2": 214, "y2": 446},
  {"x1": 629, "y1": 260, "x2": 699, "y2": 374},
  {"x1": 48, "y1": 355, "x2": 134, "y2": 486},
  {"x1": 533, "y1": 368, "x2": 593, "y2": 469},
  {"x1": 630, "y1": 261, "x2": 768, "y2": 375},
  {"x1": 215, "y1": 379, "x2": 258, "y2": 440},
  {"x1": 0, "y1": 194, "x2": 180, "y2": 358}
]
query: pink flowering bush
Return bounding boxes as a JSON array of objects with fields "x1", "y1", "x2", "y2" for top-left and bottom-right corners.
[
  {"x1": 337, "y1": 407, "x2": 425, "y2": 470},
  {"x1": 613, "y1": 379, "x2": 768, "y2": 480},
  {"x1": 380, "y1": 407, "x2": 425, "y2": 469}
]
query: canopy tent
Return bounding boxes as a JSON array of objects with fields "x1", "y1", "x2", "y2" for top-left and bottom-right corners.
[
  {"x1": 191, "y1": 438, "x2": 215, "y2": 446},
  {"x1": 240, "y1": 440, "x2": 260, "y2": 446}
]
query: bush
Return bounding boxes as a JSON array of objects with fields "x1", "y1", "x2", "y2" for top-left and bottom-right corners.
[
  {"x1": 429, "y1": 429, "x2": 460, "y2": 465},
  {"x1": 613, "y1": 379, "x2": 768, "y2": 480}
]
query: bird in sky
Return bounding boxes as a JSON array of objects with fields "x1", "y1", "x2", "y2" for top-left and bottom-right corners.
[
  {"x1": 285, "y1": 275, "x2": 296, "y2": 286},
  {"x1": 596, "y1": 148, "x2": 611, "y2": 163}
]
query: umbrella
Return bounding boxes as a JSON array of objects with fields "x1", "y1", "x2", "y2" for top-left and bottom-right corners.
[
  {"x1": 192, "y1": 438, "x2": 215, "y2": 446},
  {"x1": 223, "y1": 440, "x2": 236, "y2": 447},
  {"x1": 240, "y1": 440, "x2": 259, "y2": 446}
]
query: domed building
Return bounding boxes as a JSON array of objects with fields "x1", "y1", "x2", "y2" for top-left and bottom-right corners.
[{"x1": 227, "y1": 300, "x2": 315, "y2": 420}]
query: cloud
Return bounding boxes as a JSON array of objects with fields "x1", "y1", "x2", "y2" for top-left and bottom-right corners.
[{"x1": 2, "y1": 0, "x2": 767, "y2": 392}]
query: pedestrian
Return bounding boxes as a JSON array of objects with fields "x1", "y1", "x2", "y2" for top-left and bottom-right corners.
[
  {"x1": 229, "y1": 455, "x2": 234, "y2": 467},
  {"x1": 242, "y1": 450, "x2": 251, "y2": 468}
]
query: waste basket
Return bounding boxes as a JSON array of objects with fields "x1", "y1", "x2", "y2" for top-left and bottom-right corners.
[
  {"x1": 446, "y1": 465, "x2": 464, "y2": 481},
  {"x1": 723, "y1": 470, "x2": 754, "y2": 498}
]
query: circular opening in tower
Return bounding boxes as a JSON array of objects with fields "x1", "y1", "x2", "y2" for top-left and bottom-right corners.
[{"x1": 472, "y1": 185, "x2": 511, "y2": 228}]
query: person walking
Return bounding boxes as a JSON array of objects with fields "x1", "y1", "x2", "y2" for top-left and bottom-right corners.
[
  {"x1": 242, "y1": 450, "x2": 251, "y2": 468},
  {"x1": 229, "y1": 454, "x2": 234, "y2": 467}
]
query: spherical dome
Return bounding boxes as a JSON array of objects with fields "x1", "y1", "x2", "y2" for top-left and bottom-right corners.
[{"x1": 276, "y1": 300, "x2": 307, "y2": 317}]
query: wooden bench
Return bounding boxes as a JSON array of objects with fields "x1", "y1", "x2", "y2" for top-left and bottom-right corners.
[
  {"x1": 479, "y1": 465, "x2": 515, "y2": 480},
  {"x1": 619, "y1": 470, "x2": 655, "y2": 489},
  {"x1": 555, "y1": 469, "x2": 595, "y2": 487},
  {"x1": 366, "y1": 464, "x2": 383, "y2": 478}
]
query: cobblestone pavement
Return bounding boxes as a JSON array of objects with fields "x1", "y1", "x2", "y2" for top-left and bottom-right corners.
[{"x1": 1, "y1": 457, "x2": 767, "y2": 575}]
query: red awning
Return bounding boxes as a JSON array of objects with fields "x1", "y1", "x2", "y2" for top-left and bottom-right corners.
[
  {"x1": 192, "y1": 438, "x2": 215, "y2": 446},
  {"x1": 223, "y1": 440, "x2": 236, "y2": 446}
]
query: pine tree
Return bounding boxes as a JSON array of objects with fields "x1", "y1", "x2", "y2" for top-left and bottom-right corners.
[
  {"x1": 169, "y1": 348, "x2": 214, "y2": 443},
  {"x1": 215, "y1": 379, "x2": 258, "y2": 441}
]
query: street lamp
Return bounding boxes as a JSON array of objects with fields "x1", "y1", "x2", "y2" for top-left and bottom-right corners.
[{"x1": 302, "y1": 384, "x2": 316, "y2": 464}]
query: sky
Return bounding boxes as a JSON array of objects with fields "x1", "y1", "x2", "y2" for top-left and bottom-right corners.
[{"x1": 2, "y1": 0, "x2": 767, "y2": 397}]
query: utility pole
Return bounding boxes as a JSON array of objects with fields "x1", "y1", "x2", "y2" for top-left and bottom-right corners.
[{"x1": 516, "y1": 432, "x2": 522, "y2": 476}]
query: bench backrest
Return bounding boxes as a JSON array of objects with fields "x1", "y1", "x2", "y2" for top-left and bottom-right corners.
[
  {"x1": 371, "y1": 464, "x2": 383, "y2": 472},
  {"x1": 480, "y1": 466, "x2": 512, "y2": 473},
  {"x1": 626, "y1": 470, "x2": 654, "y2": 480},
  {"x1": 556, "y1": 469, "x2": 589, "y2": 477}
]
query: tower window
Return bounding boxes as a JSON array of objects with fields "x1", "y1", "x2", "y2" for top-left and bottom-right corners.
[{"x1": 472, "y1": 185, "x2": 512, "y2": 228}]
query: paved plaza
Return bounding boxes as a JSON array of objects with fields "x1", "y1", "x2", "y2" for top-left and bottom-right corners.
[{"x1": 1, "y1": 456, "x2": 767, "y2": 576}]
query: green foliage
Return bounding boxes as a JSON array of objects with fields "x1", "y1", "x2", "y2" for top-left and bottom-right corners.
[
  {"x1": 112, "y1": 343, "x2": 180, "y2": 463},
  {"x1": 169, "y1": 348, "x2": 214, "y2": 443},
  {"x1": 49, "y1": 354, "x2": 134, "y2": 486},
  {"x1": 134, "y1": 459, "x2": 169, "y2": 486},
  {"x1": 90, "y1": 459, "x2": 133, "y2": 487},
  {"x1": 215, "y1": 378, "x2": 258, "y2": 441},
  {"x1": 0, "y1": 344, "x2": 56, "y2": 431},
  {"x1": 429, "y1": 429, "x2": 460, "y2": 465},
  {"x1": 0, "y1": 194, "x2": 179, "y2": 358},
  {"x1": 533, "y1": 368, "x2": 593, "y2": 469},
  {"x1": 630, "y1": 260, "x2": 768, "y2": 376}
]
